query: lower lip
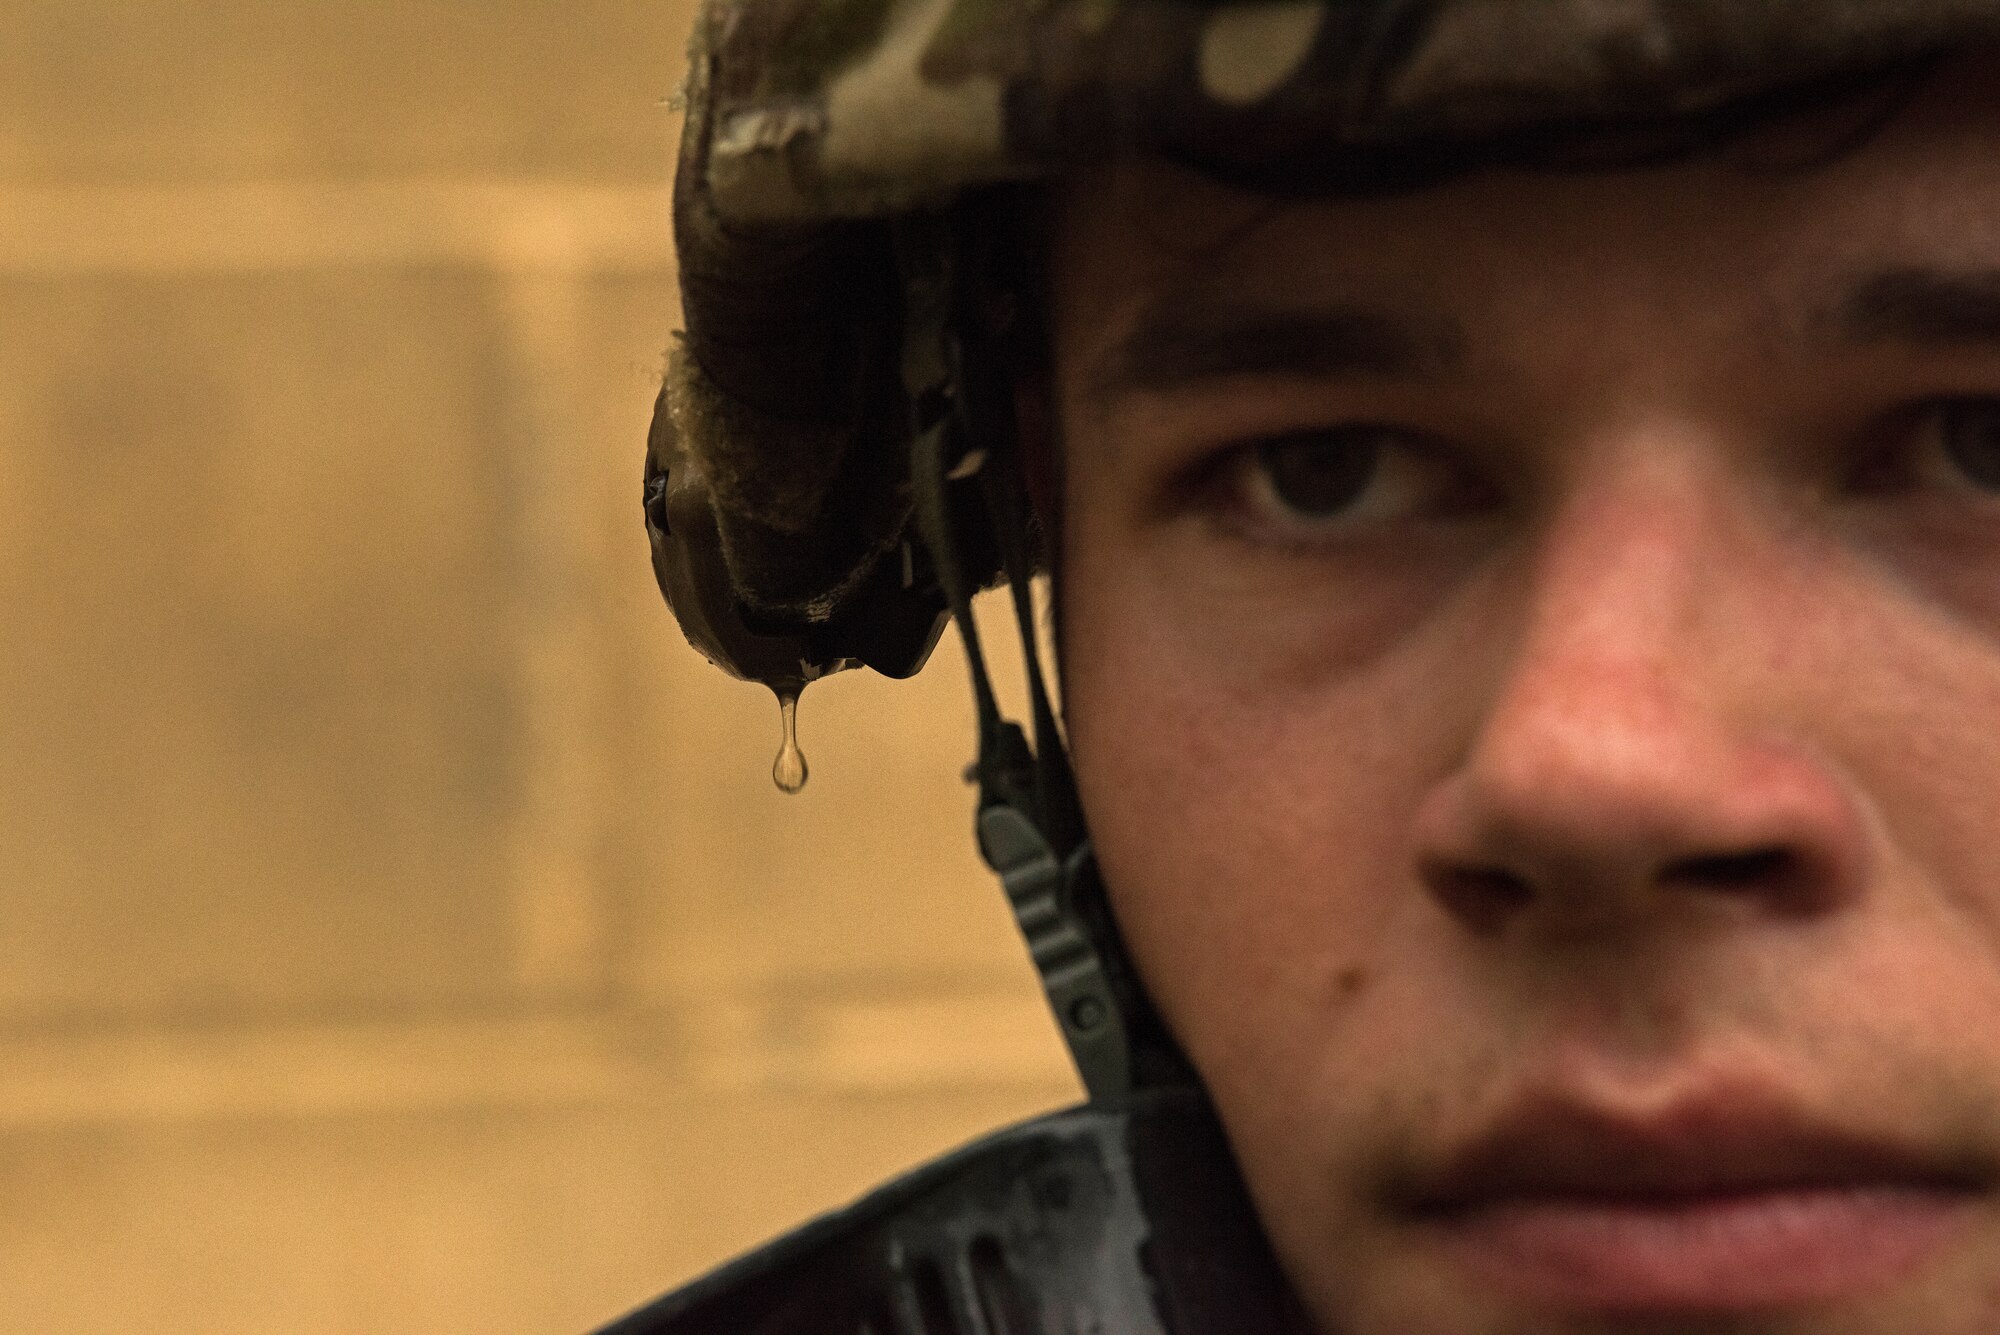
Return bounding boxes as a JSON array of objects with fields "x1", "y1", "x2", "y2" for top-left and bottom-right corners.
[{"x1": 1428, "y1": 1186, "x2": 1971, "y2": 1311}]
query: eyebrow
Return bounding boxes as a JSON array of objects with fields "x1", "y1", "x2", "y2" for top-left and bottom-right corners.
[
  {"x1": 1085, "y1": 294, "x2": 1466, "y2": 404},
  {"x1": 1827, "y1": 267, "x2": 2000, "y2": 348}
]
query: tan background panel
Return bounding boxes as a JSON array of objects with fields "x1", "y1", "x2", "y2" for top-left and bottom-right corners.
[{"x1": 0, "y1": 4, "x2": 1080, "y2": 1331}]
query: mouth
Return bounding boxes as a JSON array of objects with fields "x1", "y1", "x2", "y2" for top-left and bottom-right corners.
[{"x1": 1396, "y1": 1086, "x2": 1991, "y2": 1313}]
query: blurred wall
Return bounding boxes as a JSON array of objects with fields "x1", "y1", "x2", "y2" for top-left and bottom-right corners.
[{"x1": 0, "y1": 4, "x2": 1079, "y2": 1331}]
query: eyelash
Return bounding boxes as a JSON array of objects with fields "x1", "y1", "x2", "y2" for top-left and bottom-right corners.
[{"x1": 1194, "y1": 425, "x2": 1483, "y2": 543}]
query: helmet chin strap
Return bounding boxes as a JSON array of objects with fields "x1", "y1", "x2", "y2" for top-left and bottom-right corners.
[{"x1": 897, "y1": 211, "x2": 1190, "y2": 1102}]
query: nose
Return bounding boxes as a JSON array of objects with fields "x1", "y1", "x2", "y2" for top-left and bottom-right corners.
[{"x1": 1412, "y1": 465, "x2": 1866, "y2": 937}]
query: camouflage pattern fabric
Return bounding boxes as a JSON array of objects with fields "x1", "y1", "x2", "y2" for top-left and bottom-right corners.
[
  {"x1": 659, "y1": 0, "x2": 2000, "y2": 656},
  {"x1": 696, "y1": 0, "x2": 2000, "y2": 222}
]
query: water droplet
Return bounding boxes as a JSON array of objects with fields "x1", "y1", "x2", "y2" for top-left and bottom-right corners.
[{"x1": 772, "y1": 690, "x2": 808, "y2": 795}]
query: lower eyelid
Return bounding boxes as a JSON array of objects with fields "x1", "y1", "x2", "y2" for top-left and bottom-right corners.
[{"x1": 1164, "y1": 421, "x2": 1490, "y2": 530}]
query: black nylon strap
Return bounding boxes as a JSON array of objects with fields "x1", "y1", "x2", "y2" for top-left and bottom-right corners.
[
  {"x1": 897, "y1": 213, "x2": 1136, "y2": 1098},
  {"x1": 973, "y1": 373, "x2": 1084, "y2": 855},
  {"x1": 897, "y1": 217, "x2": 1009, "y2": 783}
]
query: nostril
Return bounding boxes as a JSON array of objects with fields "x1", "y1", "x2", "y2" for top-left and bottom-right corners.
[
  {"x1": 1427, "y1": 864, "x2": 1534, "y2": 934},
  {"x1": 1662, "y1": 846, "x2": 1794, "y2": 891}
]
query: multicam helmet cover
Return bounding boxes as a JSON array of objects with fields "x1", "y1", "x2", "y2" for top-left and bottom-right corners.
[
  {"x1": 699, "y1": 0, "x2": 2000, "y2": 222},
  {"x1": 653, "y1": 0, "x2": 2000, "y2": 687}
]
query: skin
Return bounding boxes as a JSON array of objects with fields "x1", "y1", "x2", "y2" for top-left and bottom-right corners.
[{"x1": 1053, "y1": 59, "x2": 2000, "y2": 1335}]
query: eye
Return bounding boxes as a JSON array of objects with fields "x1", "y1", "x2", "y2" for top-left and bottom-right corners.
[
  {"x1": 1255, "y1": 430, "x2": 1383, "y2": 517},
  {"x1": 1863, "y1": 398, "x2": 2000, "y2": 496},
  {"x1": 1224, "y1": 425, "x2": 1471, "y2": 538},
  {"x1": 1934, "y1": 398, "x2": 2000, "y2": 490}
]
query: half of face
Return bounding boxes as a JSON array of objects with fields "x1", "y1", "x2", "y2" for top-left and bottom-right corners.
[{"x1": 1052, "y1": 54, "x2": 2000, "y2": 1335}]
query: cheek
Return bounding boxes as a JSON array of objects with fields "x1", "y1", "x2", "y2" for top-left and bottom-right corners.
[
  {"x1": 1813, "y1": 605, "x2": 2000, "y2": 973},
  {"x1": 1060, "y1": 531, "x2": 1515, "y2": 1312},
  {"x1": 1058, "y1": 511, "x2": 1485, "y2": 1135}
]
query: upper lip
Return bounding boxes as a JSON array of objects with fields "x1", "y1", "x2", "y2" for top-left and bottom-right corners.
[{"x1": 1397, "y1": 1084, "x2": 1990, "y2": 1215}]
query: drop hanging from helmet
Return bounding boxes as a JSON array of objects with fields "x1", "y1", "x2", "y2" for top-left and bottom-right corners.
[{"x1": 897, "y1": 210, "x2": 1189, "y2": 1103}]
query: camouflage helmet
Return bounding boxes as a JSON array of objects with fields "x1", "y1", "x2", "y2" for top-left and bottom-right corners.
[
  {"x1": 648, "y1": 0, "x2": 2000, "y2": 702},
  {"x1": 648, "y1": 0, "x2": 2000, "y2": 1099}
]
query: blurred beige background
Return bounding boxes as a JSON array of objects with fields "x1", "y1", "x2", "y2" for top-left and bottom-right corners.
[{"x1": 0, "y1": 3, "x2": 1079, "y2": 1331}]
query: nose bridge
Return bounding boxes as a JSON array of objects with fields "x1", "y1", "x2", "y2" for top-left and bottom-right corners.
[
  {"x1": 1498, "y1": 455, "x2": 1716, "y2": 743},
  {"x1": 1418, "y1": 448, "x2": 1862, "y2": 927}
]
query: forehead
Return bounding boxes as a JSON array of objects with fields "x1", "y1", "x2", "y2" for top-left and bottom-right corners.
[{"x1": 1052, "y1": 57, "x2": 2000, "y2": 362}]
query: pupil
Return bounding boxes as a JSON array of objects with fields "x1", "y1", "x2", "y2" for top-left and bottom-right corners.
[
  {"x1": 1944, "y1": 403, "x2": 2000, "y2": 490},
  {"x1": 1260, "y1": 434, "x2": 1380, "y2": 517}
]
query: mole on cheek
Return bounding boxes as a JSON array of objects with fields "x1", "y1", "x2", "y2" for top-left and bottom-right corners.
[{"x1": 1335, "y1": 965, "x2": 1371, "y2": 1002}]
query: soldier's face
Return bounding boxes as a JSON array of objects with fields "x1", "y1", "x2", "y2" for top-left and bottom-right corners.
[{"x1": 1053, "y1": 60, "x2": 2000, "y2": 1335}]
